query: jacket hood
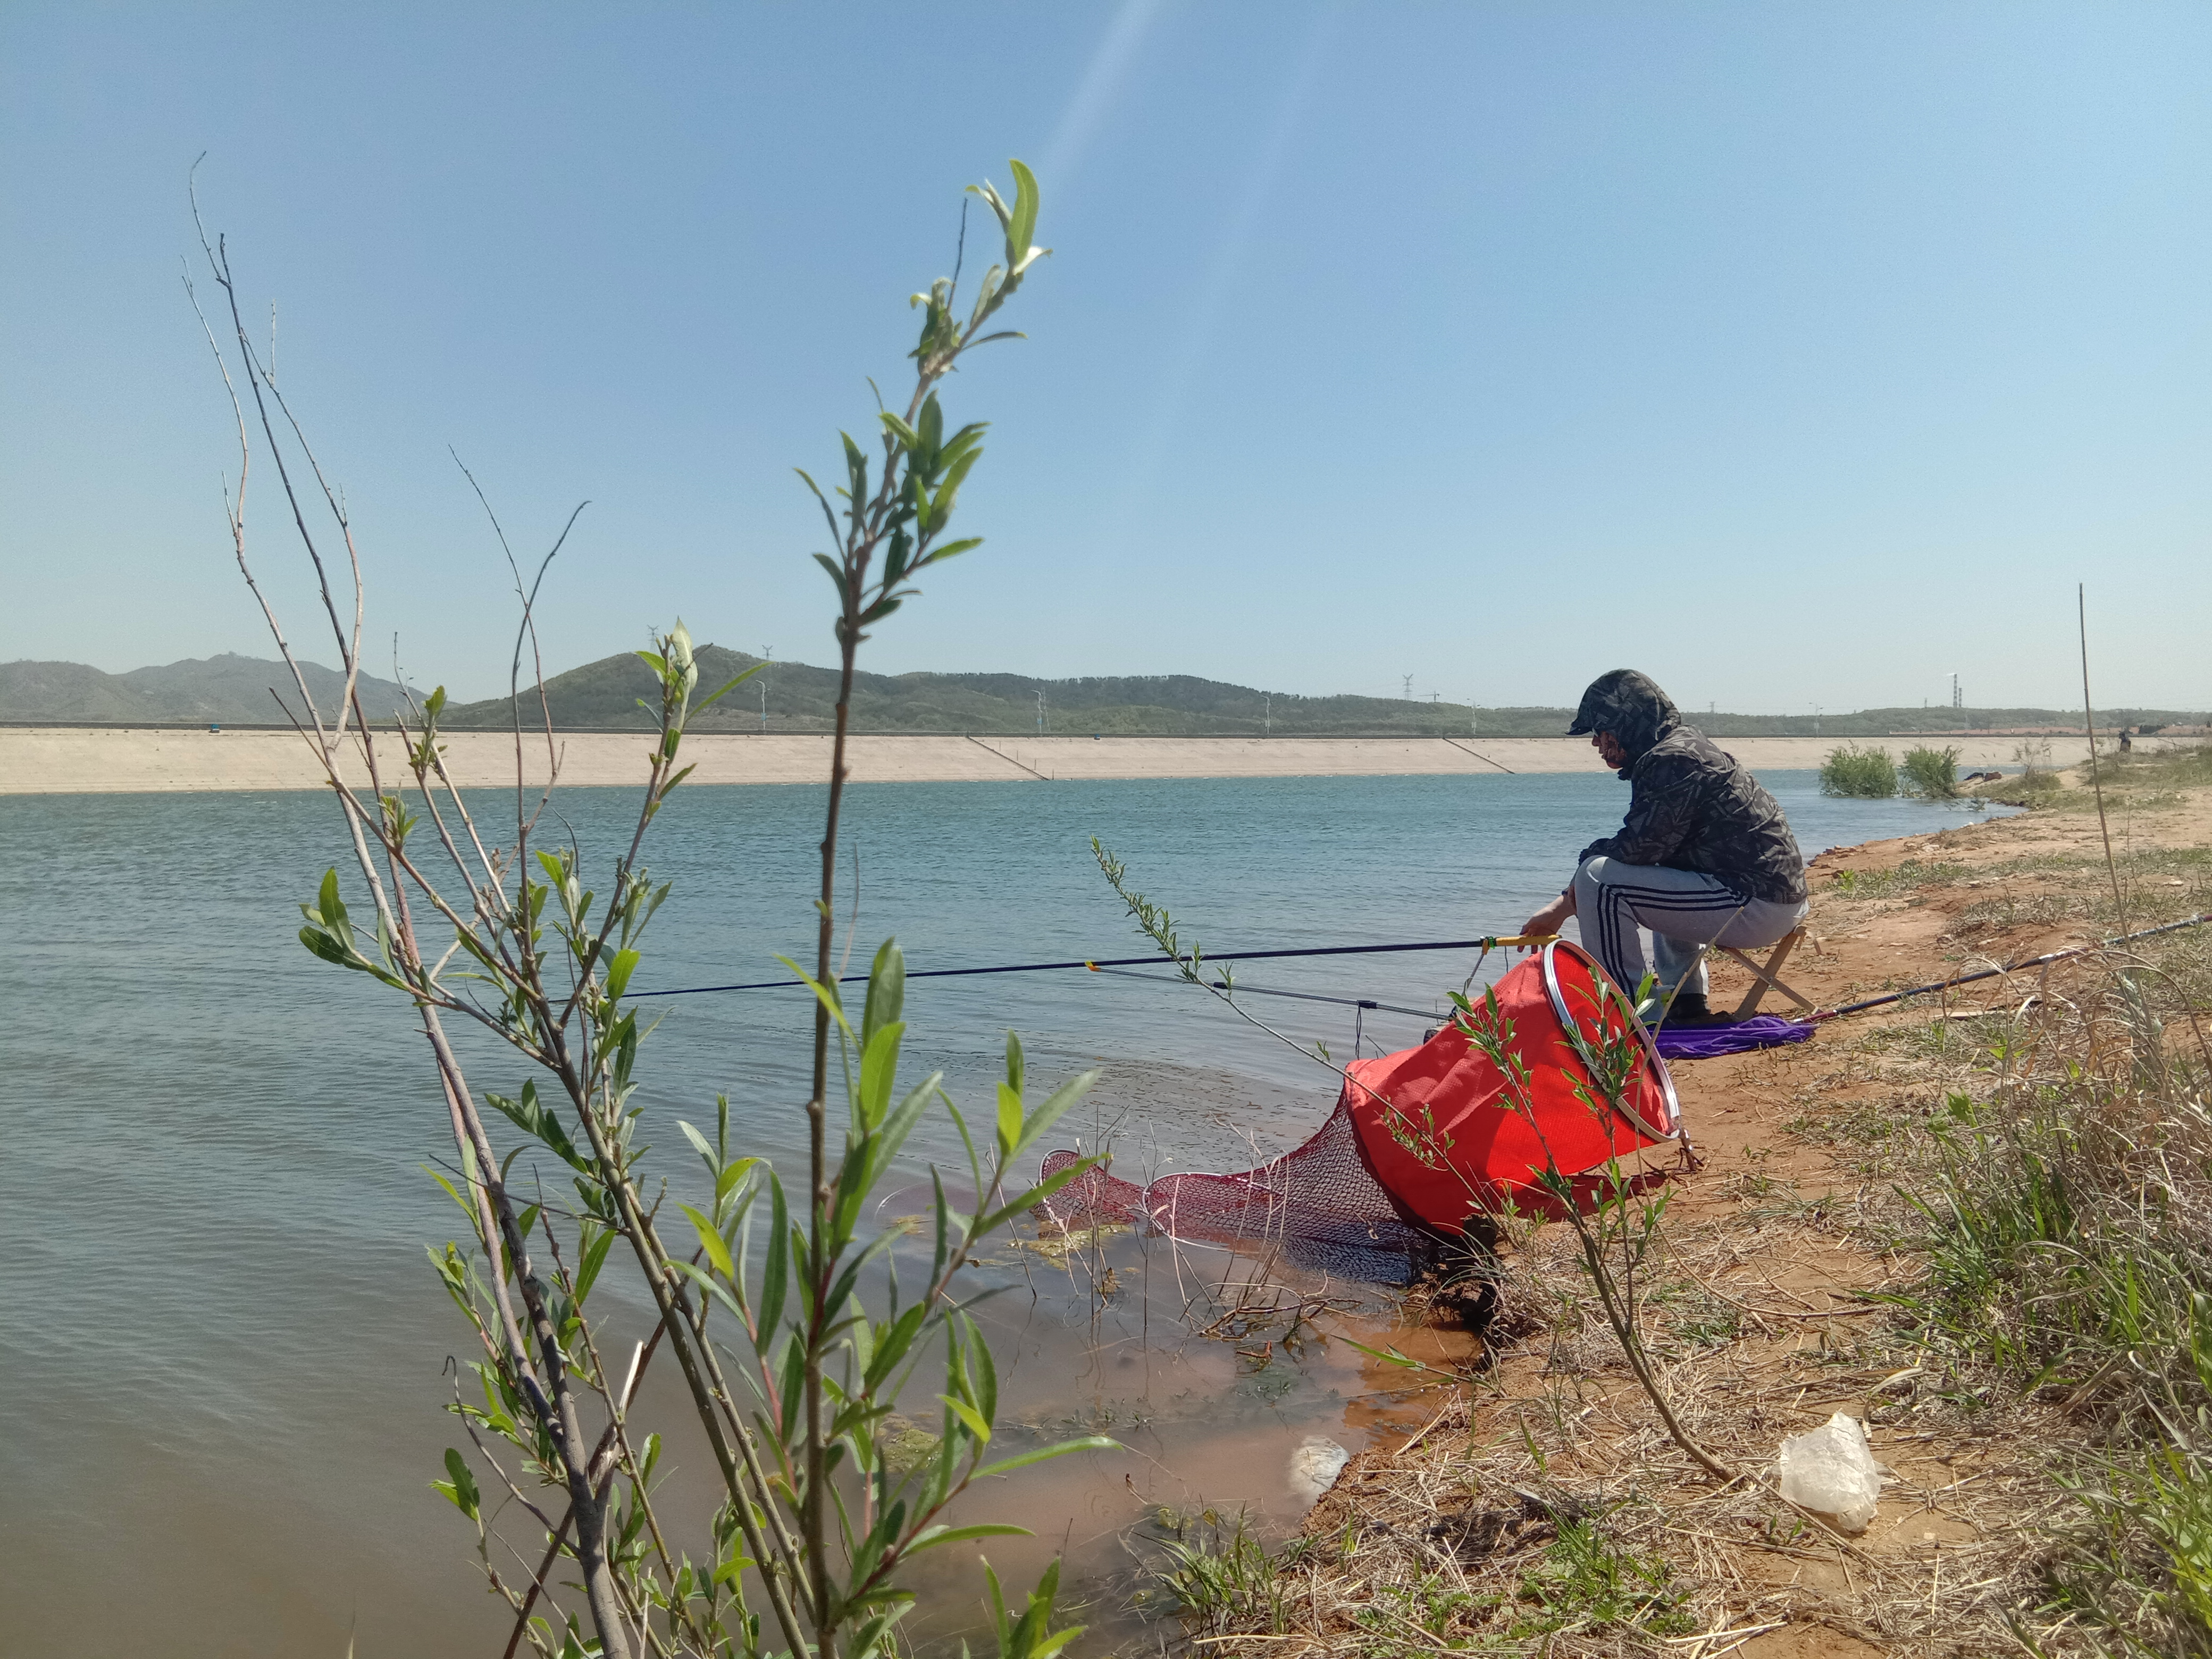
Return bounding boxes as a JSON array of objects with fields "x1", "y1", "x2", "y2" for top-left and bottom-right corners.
[{"x1": 1567, "y1": 669, "x2": 1681, "y2": 768}]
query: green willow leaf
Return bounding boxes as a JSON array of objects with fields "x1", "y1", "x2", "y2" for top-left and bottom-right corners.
[
  {"x1": 680, "y1": 1203, "x2": 734, "y2": 1279},
  {"x1": 1008, "y1": 158, "x2": 1040, "y2": 267},
  {"x1": 970, "y1": 1435, "x2": 1117, "y2": 1481},
  {"x1": 938, "y1": 1394, "x2": 991, "y2": 1443},
  {"x1": 602, "y1": 948, "x2": 640, "y2": 1001},
  {"x1": 904, "y1": 1522, "x2": 1032, "y2": 1555}
]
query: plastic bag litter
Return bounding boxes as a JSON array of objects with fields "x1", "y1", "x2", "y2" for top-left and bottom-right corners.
[
  {"x1": 1777, "y1": 1412, "x2": 1881, "y2": 1532},
  {"x1": 1288, "y1": 1437, "x2": 1350, "y2": 1504}
]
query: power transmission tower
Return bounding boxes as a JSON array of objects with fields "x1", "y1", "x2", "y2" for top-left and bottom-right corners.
[
  {"x1": 1036, "y1": 689, "x2": 1046, "y2": 735},
  {"x1": 760, "y1": 647, "x2": 772, "y2": 731},
  {"x1": 1402, "y1": 674, "x2": 1414, "y2": 701},
  {"x1": 1263, "y1": 693, "x2": 1271, "y2": 735}
]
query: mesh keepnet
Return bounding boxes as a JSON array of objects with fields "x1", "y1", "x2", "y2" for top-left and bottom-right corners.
[
  {"x1": 1038, "y1": 941, "x2": 1680, "y2": 1285},
  {"x1": 1040, "y1": 1097, "x2": 1435, "y2": 1283}
]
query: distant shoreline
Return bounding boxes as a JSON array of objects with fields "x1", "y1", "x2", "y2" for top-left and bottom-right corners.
[
  {"x1": 0, "y1": 728, "x2": 2099, "y2": 795},
  {"x1": 0, "y1": 720, "x2": 2141, "y2": 738}
]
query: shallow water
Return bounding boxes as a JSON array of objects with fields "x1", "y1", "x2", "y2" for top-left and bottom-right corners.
[{"x1": 0, "y1": 771, "x2": 1993, "y2": 1655}]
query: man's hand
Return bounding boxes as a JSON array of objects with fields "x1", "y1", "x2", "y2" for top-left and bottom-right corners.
[{"x1": 1521, "y1": 890, "x2": 1576, "y2": 949}]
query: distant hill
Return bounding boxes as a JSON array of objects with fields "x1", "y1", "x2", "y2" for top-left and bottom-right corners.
[
  {"x1": 437, "y1": 646, "x2": 2205, "y2": 739},
  {"x1": 0, "y1": 654, "x2": 415, "y2": 726},
  {"x1": 0, "y1": 660, "x2": 155, "y2": 722},
  {"x1": 439, "y1": 647, "x2": 1564, "y2": 736},
  {"x1": 5, "y1": 649, "x2": 2198, "y2": 736}
]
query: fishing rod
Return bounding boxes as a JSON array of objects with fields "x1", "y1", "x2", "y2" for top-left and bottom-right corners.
[
  {"x1": 1084, "y1": 963, "x2": 1443, "y2": 1020},
  {"x1": 628, "y1": 934, "x2": 1553, "y2": 1000},
  {"x1": 1814, "y1": 911, "x2": 2211, "y2": 1021}
]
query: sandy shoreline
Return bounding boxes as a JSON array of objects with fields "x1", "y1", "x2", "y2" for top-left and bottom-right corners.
[{"x1": 0, "y1": 727, "x2": 2093, "y2": 795}]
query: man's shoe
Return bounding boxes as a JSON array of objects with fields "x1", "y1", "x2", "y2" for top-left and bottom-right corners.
[{"x1": 1666, "y1": 992, "x2": 1733, "y2": 1026}]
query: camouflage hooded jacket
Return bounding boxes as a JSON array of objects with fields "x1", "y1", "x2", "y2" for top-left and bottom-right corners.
[{"x1": 1568, "y1": 670, "x2": 1807, "y2": 904}]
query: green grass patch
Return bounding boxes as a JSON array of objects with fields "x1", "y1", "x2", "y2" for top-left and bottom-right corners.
[
  {"x1": 1952, "y1": 890, "x2": 2080, "y2": 938},
  {"x1": 2055, "y1": 1444, "x2": 2212, "y2": 1657},
  {"x1": 1148, "y1": 1510, "x2": 1309, "y2": 1636},
  {"x1": 2087, "y1": 739, "x2": 2212, "y2": 793},
  {"x1": 1507, "y1": 1520, "x2": 1692, "y2": 1640},
  {"x1": 1979, "y1": 771, "x2": 2063, "y2": 807},
  {"x1": 1353, "y1": 1581, "x2": 1493, "y2": 1656},
  {"x1": 1652, "y1": 1278, "x2": 1744, "y2": 1349},
  {"x1": 1946, "y1": 847, "x2": 2212, "y2": 937},
  {"x1": 1887, "y1": 958, "x2": 2212, "y2": 1656},
  {"x1": 1986, "y1": 738, "x2": 2211, "y2": 810},
  {"x1": 1829, "y1": 858, "x2": 1971, "y2": 899}
]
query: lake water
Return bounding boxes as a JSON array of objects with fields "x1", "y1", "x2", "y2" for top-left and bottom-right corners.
[{"x1": 0, "y1": 770, "x2": 1991, "y2": 1656}]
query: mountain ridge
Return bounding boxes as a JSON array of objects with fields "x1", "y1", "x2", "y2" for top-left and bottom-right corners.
[
  {"x1": 7, "y1": 649, "x2": 2194, "y2": 738},
  {"x1": 0, "y1": 653, "x2": 415, "y2": 726}
]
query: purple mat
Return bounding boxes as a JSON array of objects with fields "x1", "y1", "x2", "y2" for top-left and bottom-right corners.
[{"x1": 1653, "y1": 1015, "x2": 1817, "y2": 1060}]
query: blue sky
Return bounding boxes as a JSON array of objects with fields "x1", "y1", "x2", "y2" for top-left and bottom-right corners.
[{"x1": 2, "y1": 3, "x2": 2206, "y2": 711}]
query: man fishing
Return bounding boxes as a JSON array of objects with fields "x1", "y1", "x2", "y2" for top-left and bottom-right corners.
[{"x1": 1520, "y1": 669, "x2": 1808, "y2": 1024}]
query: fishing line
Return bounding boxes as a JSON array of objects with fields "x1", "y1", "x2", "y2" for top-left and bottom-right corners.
[
  {"x1": 1083, "y1": 964, "x2": 1444, "y2": 1021},
  {"x1": 627, "y1": 934, "x2": 1548, "y2": 1000},
  {"x1": 625, "y1": 911, "x2": 2211, "y2": 1043}
]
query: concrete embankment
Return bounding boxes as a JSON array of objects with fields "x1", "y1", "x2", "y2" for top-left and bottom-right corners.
[{"x1": 0, "y1": 728, "x2": 2092, "y2": 794}]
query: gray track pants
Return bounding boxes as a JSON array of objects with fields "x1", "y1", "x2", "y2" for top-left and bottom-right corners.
[{"x1": 1570, "y1": 856, "x2": 1808, "y2": 1001}]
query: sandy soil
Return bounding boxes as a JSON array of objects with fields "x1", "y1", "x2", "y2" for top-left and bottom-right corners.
[{"x1": 0, "y1": 727, "x2": 2093, "y2": 795}]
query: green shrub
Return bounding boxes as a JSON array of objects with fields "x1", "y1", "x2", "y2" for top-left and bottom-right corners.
[
  {"x1": 1819, "y1": 743, "x2": 1897, "y2": 798},
  {"x1": 1899, "y1": 744, "x2": 1961, "y2": 798}
]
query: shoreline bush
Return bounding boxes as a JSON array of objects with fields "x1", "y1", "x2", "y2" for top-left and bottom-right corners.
[
  {"x1": 1899, "y1": 743, "x2": 1961, "y2": 798},
  {"x1": 1819, "y1": 743, "x2": 1897, "y2": 798}
]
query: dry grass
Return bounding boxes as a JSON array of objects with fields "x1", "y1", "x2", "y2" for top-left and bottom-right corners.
[{"x1": 1149, "y1": 1193, "x2": 2069, "y2": 1657}]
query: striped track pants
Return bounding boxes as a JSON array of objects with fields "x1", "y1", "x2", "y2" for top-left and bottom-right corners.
[{"x1": 1570, "y1": 856, "x2": 1808, "y2": 1001}]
